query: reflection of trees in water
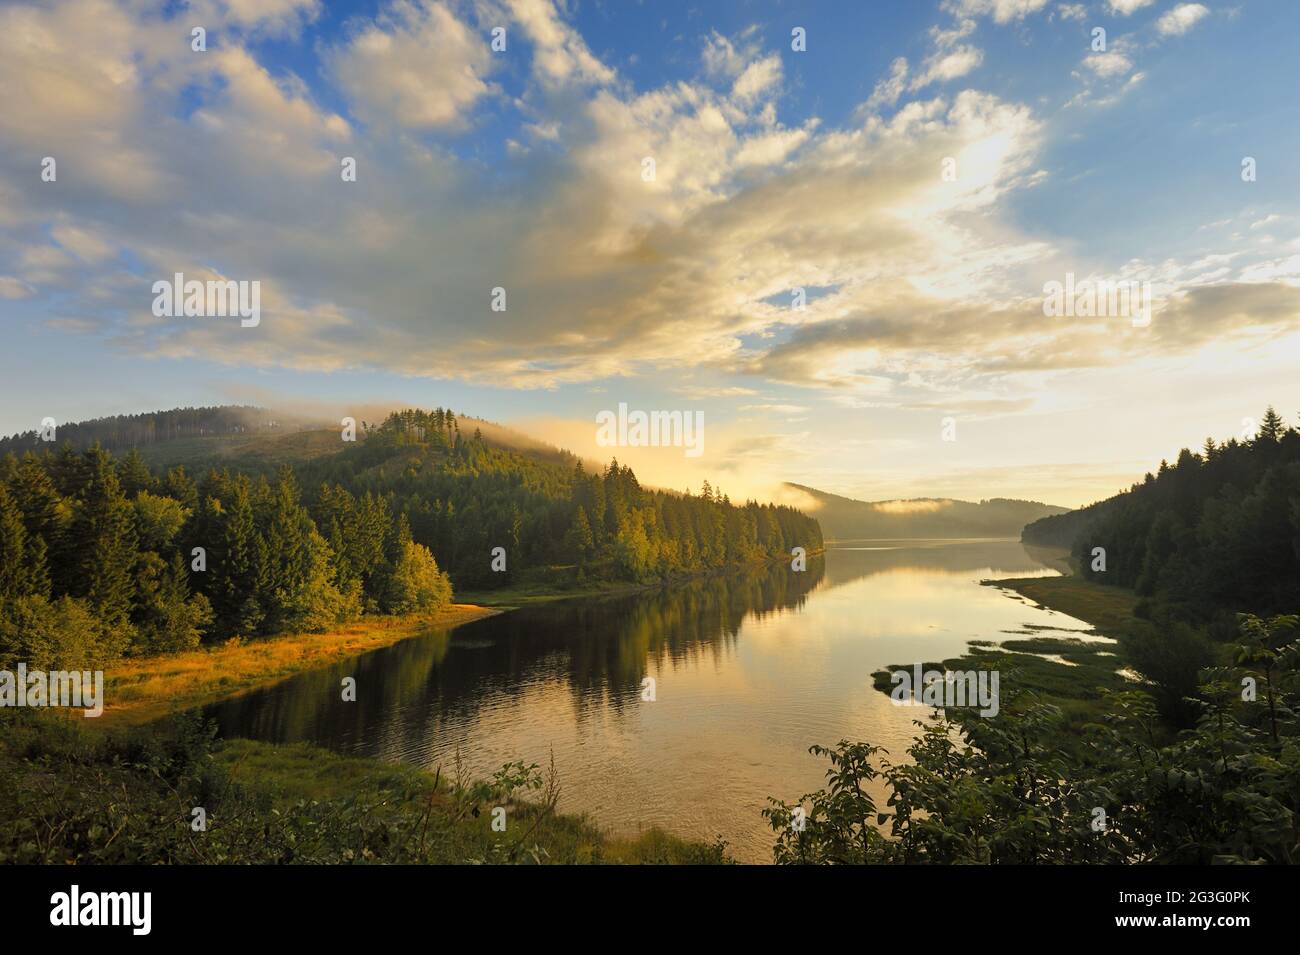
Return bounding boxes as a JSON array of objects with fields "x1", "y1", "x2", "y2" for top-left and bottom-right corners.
[
  {"x1": 563, "y1": 553, "x2": 827, "y2": 704},
  {"x1": 206, "y1": 556, "x2": 826, "y2": 754},
  {"x1": 204, "y1": 629, "x2": 456, "y2": 747}
]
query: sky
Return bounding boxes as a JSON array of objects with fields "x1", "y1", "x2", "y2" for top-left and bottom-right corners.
[{"x1": 2, "y1": 0, "x2": 1298, "y2": 509}]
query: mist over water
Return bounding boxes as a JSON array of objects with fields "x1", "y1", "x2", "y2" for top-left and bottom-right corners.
[{"x1": 207, "y1": 540, "x2": 1090, "y2": 862}]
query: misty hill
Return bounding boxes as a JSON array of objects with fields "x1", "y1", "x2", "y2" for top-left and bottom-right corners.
[
  {"x1": 0, "y1": 405, "x2": 577, "y2": 475},
  {"x1": 786, "y1": 483, "x2": 1068, "y2": 540},
  {"x1": 0, "y1": 406, "x2": 307, "y2": 459}
]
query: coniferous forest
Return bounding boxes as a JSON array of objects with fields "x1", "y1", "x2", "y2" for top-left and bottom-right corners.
[
  {"x1": 0, "y1": 407, "x2": 823, "y2": 669},
  {"x1": 1023, "y1": 406, "x2": 1300, "y2": 625}
]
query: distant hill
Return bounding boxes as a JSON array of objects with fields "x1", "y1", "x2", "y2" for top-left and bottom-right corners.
[
  {"x1": 785, "y1": 483, "x2": 1068, "y2": 540},
  {"x1": 0, "y1": 406, "x2": 326, "y2": 460}
]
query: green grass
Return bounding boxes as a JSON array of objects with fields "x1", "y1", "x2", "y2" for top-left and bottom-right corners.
[
  {"x1": 873, "y1": 566, "x2": 1145, "y2": 736},
  {"x1": 0, "y1": 711, "x2": 732, "y2": 865},
  {"x1": 213, "y1": 738, "x2": 730, "y2": 864},
  {"x1": 982, "y1": 573, "x2": 1140, "y2": 637}
]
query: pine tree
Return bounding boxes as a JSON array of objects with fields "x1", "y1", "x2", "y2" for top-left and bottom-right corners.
[
  {"x1": 564, "y1": 505, "x2": 594, "y2": 560},
  {"x1": 117, "y1": 448, "x2": 154, "y2": 497},
  {"x1": 75, "y1": 448, "x2": 138, "y2": 629},
  {"x1": 215, "y1": 477, "x2": 262, "y2": 636},
  {"x1": 1258, "y1": 406, "x2": 1285, "y2": 443},
  {"x1": 0, "y1": 484, "x2": 30, "y2": 599}
]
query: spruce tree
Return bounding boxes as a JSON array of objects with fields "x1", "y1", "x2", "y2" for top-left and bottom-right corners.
[
  {"x1": 76, "y1": 448, "x2": 138, "y2": 629},
  {"x1": 0, "y1": 484, "x2": 29, "y2": 599}
]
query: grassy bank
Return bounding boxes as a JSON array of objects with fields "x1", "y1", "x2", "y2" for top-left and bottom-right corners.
[
  {"x1": 99, "y1": 605, "x2": 499, "y2": 727},
  {"x1": 983, "y1": 573, "x2": 1140, "y2": 638},
  {"x1": 214, "y1": 738, "x2": 728, "y2": 864},
  {"x1": 0, "y1": 713, "x2": 731, "y2": 864},
  {"x1": 5, "y1": 593, "x2": 735, "y2": 863}
]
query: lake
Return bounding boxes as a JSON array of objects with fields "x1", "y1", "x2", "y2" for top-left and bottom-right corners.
[{"x1": 205, "y1": 540, "x2": 1099, "y2": 862}]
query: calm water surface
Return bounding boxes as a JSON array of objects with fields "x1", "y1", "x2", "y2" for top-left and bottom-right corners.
[{"x1": 205, "y1": 540, "x2": 1100, "y2": 862}]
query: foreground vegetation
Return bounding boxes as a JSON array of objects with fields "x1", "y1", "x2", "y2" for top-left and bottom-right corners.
[
  {"x1": 774, "y1": 611, "x2": 1300, "y2": 864},
  {"x1": 822, "y1": 414, "x2": 1300, "y2": 864},
  {"x1": 0, "y1": 711, "x2": 730, "y2": 865}
]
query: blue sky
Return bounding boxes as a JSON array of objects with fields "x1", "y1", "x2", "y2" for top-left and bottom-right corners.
[{"x1": 2, "y1": 0, "x2": 1298, "y2": 507}]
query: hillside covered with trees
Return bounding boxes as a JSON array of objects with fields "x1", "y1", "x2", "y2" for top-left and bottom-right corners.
[
  {"x1": 1022, "y1": 406, "x2": 1300, "y2": 628},
  {"x1": 0, "y1": 406, "x2": 303, "y2": 456},
  {"x1": 0, "y1": 406, "x2": 823, "y2": 668}
]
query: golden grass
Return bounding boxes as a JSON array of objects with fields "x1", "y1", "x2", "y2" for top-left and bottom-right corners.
[{"x1": 99, "y1": 605, "x2": 499, "y2": 727}]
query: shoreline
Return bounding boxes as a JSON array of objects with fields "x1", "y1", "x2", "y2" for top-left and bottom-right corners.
[
  {"x1": 98, "y1": 604, "x2": 501, "y2": 727},
  {"x1": 461, "y1": 548, "x2": 827, "y2": 609},
  {"x1": 99, "y1": 550, "x2": 825, "y2": 725},
  {"x1": 983, "y1": 566, "x2": 1139, "y2": 639}
]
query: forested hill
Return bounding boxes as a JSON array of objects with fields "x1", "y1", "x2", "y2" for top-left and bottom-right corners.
[
  {"x1": 1022, "y1": 406, "x2": 1300, "y2": 622},
  {"x1": 0, "y1": 406, "x2": 310, "y2": 456},
  {"x1": 786, "y1": 483, "x2": 1067, "y2": 540},
  {"x1": 0, "y1": 406, "x2": 822, "y2": 666}
]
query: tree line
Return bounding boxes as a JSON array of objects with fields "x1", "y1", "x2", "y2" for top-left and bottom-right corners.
[
  {"x1": 0, "y1": 407, "x2": 822, "y2": 666},
  {"x1": 1023, "y1": 406, "x2": 1300, "y2": 628},
  {"x1": 0, "y1": 406, "x2": 295, "y2": 455},
  {"x1": 297, "y1": 409, "x2": 822, "y2": 589}
]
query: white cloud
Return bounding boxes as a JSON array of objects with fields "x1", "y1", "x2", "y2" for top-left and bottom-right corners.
[
  {"x1": 0, "y1": 277, "x2": 34, "y2": 300},
  {"x1": 208, "y1": 0, "x2": 321, "y2": 34},
  {"x1": 731, "y1": 54, "x2": 783, "y2": 104},
  {"x1": 1107, "y1": 0, "x2": 1155, "y2": 14},
  {"x1": 1156, "y1": 3, "x2": 1210, "y2": 36},
  {"x1": 327, "y1": 1, "x2": 492, "y2": 130},
  {"x1": 2, "y1": 0, "x2": 1294, "y2": 421},
  {"x1": 867, "y1": 57, "x2": 910, "y2": 109},
  {"x1": 915, "y1": 45, "x2": 985, "y2": 87},
  {"x1": 507, "y1": 0, "x2": 615, "y2": 87},
  {"x1": 1083, "y1": 49, "x2": 1134, "y2": 77},
  {"x1": 51, "y1": 224, "x2": 116, "y2": 263},
  {"x1": 733, "y1": 125, "x2": 813, "y2": 168},
  {"x1": 943, "y1": 0, "x2": 1050, "y2": 23}
]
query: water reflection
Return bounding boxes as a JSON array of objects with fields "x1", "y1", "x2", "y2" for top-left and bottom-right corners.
[{"x1": 205, "y1": 540, "x2": 1079, "y2": 862}]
